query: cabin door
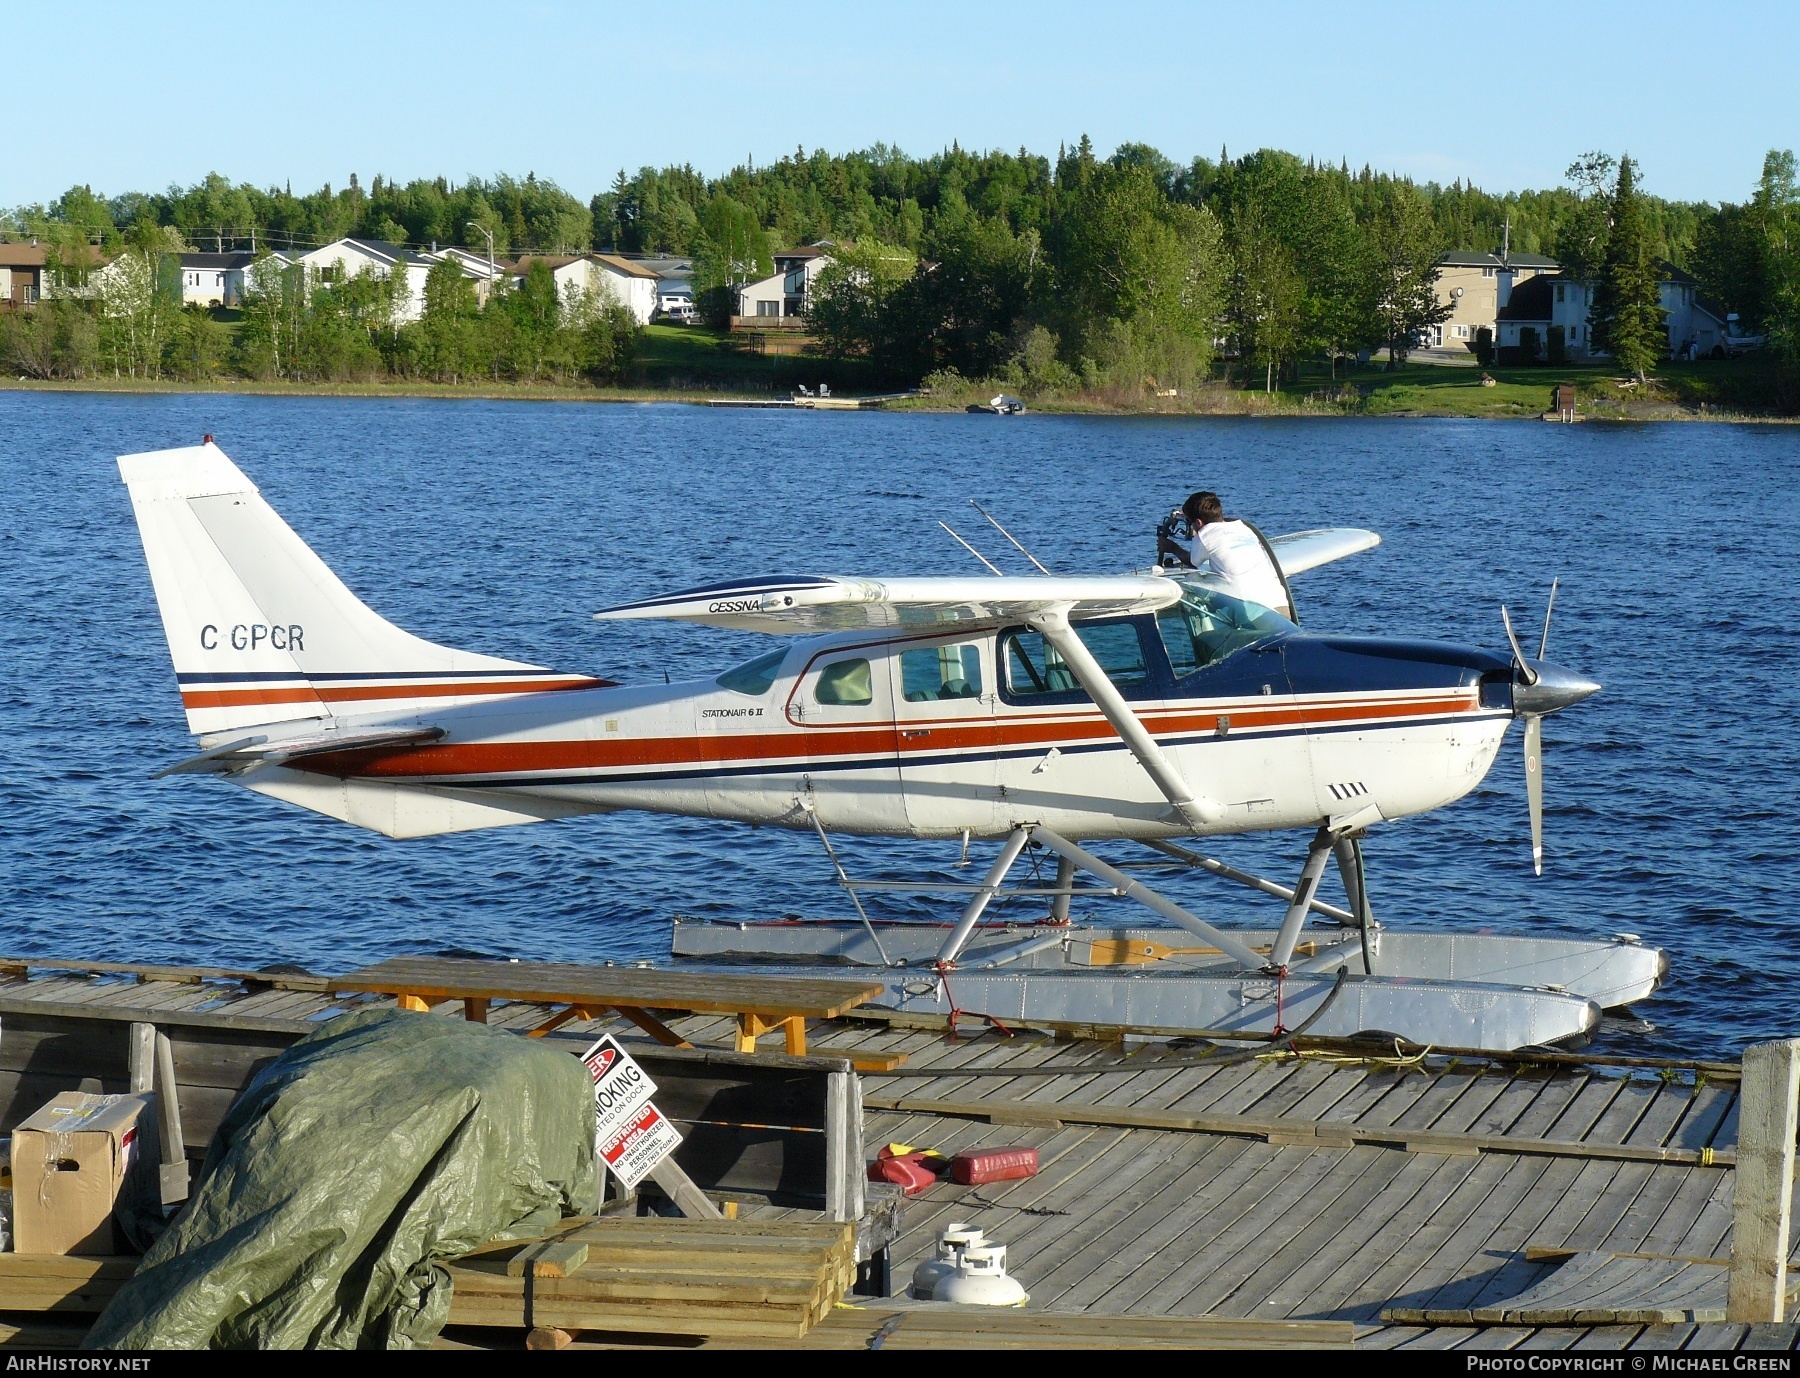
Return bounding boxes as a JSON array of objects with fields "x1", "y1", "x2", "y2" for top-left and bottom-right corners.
[
  {"x1": 783, "y1": 640, "x2": 906, "y2": 833},
  {"x1": 892, "y1": 637, "x2": 999, "y2": 837}
]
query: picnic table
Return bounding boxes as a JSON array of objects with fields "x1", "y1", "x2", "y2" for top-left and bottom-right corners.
[{"x1": 331, "y1": 957, "x2": 885, "y2": 1056}]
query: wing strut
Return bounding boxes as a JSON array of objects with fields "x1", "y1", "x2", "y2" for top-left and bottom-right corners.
[{"x1": 1027, "y1": 605, "x2": 1224, "y2": 832}]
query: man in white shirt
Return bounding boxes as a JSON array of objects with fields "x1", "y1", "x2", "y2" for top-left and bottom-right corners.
[{"x1": 1169, "y1": 491, "x2": 1293, "y2": 618}]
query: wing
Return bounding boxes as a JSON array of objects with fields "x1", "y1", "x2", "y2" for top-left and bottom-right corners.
[
  {"x1": 1267, "y1": 527, "x2": 1381, "y2": 576},
  {"x1": 594, "y1": 574, "x2": 1181, "y2": 633}
]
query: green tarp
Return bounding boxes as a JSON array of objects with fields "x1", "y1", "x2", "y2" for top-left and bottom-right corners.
[{"x1": 86, "y1": 1007, "x2": 595, "y2": 1350}]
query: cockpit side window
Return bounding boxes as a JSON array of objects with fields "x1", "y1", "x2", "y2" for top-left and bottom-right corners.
[
  {"x1": 815, "y1": 657, "x2": 873, "y2": 706},
  {"x1": 1002, "y1": 621, "x2": 1151, "y2": 699},
  {"x1": 716, "y1": 648, "x2": 786, "y2": 696},
  {"x1": 900, "y1": 644, "x2": 983, "y2": 702}
]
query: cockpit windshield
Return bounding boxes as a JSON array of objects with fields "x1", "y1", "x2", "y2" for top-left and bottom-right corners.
[
  {"x1": 716, "y1": 648, "x2": 786, "y2": 696},
  {"x1": 1157, "y1": 578, "x2": 1295, "y2": 676}
]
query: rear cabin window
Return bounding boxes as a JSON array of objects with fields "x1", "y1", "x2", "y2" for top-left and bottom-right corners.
[
  {"x1": 814, "y1": 657, "x2": 873, "y2": 706},
  {"x1": 716, "y1": 649, "x2": 786, "y2": 696},
  {"x1": 900, "y1": 645, "x2": 983, "y2": 702},
  {"x1": 1002, "y1": 622, "x2": 1149, "y2": 698}
]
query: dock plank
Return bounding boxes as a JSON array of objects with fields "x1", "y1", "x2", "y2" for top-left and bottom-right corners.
[
  {"x1": 1115, "y1": 1143, "x2": 1363, "y2": 1315},
  {"x1": 1079, "y1": 1140, "x2": 1318, "y2": 1315},
  {"x1": 1180, "y1": 1145, "x2": 1420, "y2": 1317},
  {"x1": 1336, "y1": 1154, "x2": 1556, "y2": 1321},
  {"x1": 1029, "y1": 1136, "x2": 1260, "y2": 1308},
  {"x1": 1664, "y1": 1081, "x2": 1736, "y2": 1152},
  {"x1": 1256, "y1": 1149, "x2": 1477, "y2": 1318}
]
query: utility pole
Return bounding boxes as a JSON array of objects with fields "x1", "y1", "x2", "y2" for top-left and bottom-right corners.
[{"x1": 467, "y1": 221, "x2": 496, "y2": 301}]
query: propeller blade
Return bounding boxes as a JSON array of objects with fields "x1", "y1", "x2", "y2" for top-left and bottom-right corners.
[
  {"x1": 1500, "y1": 606, "x2": 1538, "y2": 685},
  {"x1": 1539, "y1": 577, "x2": 1559, "y2": 661},
  {"x1": 1524, "y1": 713, "x2": 1544, "y2": 876}
]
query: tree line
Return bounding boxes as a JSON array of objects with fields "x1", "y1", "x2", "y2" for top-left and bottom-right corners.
[{"x1": 5, "y1": 139, "x2": 1798, "y2": 401}]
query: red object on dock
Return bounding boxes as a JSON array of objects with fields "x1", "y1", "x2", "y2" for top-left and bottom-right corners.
[
  {"x1": 948, "y1": 1145, "x2": 1039, "y2": 1185},
  {"x1": 868, "y1": 1152, "x2": 939, "y2": 1196}
]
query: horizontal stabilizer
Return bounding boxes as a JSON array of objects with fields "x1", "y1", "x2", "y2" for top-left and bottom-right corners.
[
  {"x1": 153, "y1": 725, "x2": 446, "y2": 778},
  {"x1": 595, "y1": 574, "x2": 1181, "y2": 633}
]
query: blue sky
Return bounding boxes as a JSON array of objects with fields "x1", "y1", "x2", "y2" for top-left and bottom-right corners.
[{"x1": 11, "y1": 1, "x2": 1796, "y2": 210}]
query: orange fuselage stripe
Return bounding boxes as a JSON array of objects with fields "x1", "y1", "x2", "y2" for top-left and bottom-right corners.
[
  {"x1": 181, "y1": 678, "x2": 604, "y2": 709},
  {"x1": 319, "y1": 691, "x2": 1478, "y2": 779}
]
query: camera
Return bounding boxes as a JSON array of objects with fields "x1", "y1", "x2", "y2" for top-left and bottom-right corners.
[{"x1": 1156, "y1": 508, "x2": 1192, "y2": 568}]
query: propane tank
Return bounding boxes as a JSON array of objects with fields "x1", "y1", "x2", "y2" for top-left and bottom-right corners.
[
  {"x1": 910, "y1": 1221, "x2": 985, "y2": 1299},
  {"x1": 933, "y1": 1244, "x2": 1029, "y2": 1306}
]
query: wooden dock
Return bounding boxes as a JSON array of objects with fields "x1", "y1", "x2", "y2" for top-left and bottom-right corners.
[{"x1": 0, "y1": 956, "x2": 1794, "y2": 1352}]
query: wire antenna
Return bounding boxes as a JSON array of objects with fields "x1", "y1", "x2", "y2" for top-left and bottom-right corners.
[
  {"x1": 938, "y1": 522, "x2": 1005, "y2": 575},
  {"x1": 970, "y1": 500, "x2": 1052, "y2": 575}
]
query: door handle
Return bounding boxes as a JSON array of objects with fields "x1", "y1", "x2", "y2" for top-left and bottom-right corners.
[{"x1": 902, "y1": 729, "x2": 931, "y2": 739}]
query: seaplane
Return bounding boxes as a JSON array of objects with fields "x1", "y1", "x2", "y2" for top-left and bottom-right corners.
[{"x1": 117, "y1": 439, "x2": 1665, "y2": 1052}]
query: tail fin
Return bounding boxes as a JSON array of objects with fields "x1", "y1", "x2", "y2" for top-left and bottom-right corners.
[{"x1": 119, "y1": 441, "x2": 596, "y2": 738}]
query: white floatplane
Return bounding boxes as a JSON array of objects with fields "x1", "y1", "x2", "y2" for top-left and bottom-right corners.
[{"x1": 118, "y1": 440, "x2": 1664, "y2": 1052}]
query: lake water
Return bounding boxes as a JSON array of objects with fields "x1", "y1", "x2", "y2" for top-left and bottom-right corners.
[{"x1": 1, "y1": 391, "x2": 1795, "y2": 1059}]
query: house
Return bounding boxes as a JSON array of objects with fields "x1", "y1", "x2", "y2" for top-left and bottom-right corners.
[
  {"x1": 1496, "y1": 262, "x2": 1728, "y2": 363},
  {"x1": 1495, "y1": 274, "x2": 1591, "y2": 361},
  {"x1": 508, "y1": 253, "x2": 659, "y2": 325},
  {"x1": 1659, "y1": 263, "x2": 1729, "y2": 360},
  {"x1": 734, "y1": 244, "x2": 834, "y2": 321},
  {"x1": 630, "y1": 255, "x2": 696, "y2": 320},
  {"x1": 0, "y1": 243, "x2": 48, "y2": 306},
  {"x1": 426, "y1": 246, "x2": 509, "y2": 305},
  {"x1": 1430, "y1": 249, "x2": 1559, "y2": 351},
  {"x1": 178, "y1": 252, "x2": 258, "y2": 308},
  {"x1": 295, "y1": 238, "x2": 435, "y2": 322}
]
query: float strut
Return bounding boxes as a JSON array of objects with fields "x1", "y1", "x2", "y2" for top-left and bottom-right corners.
[
  {"x1": 936, "y1": 827, "x2": 1034, "y2": 966},
  {"x1": 1049, "y1": 854, "x2": 1076, "y2": 925},
  {"x1": 1031, "y1": 828, "x2": 1267, "y2": 971},
  {"x1": 1143, "y1": 839, "x2": 1358, "y2": 925},
  {"x1": 1332, "y1": 836, "x2": 1369, "y2": 929},
  {"x1": 1269, "y1": 827, "x2": 1337, "y2": 970}
]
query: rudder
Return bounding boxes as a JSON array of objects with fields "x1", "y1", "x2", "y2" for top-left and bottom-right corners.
[{"x1": 119, "y1": 441, "x2": 591, "y2": 738}]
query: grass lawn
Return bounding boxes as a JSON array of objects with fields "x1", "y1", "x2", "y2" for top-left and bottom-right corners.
[
  {"x1": 636, "y1": 323, "x2": 875, "y2": 394},
  {"x1": 1269, "y1": 356, "x2": 1778, "y2": 420}
]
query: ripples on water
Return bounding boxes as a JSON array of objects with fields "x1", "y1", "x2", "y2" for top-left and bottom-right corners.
[{"x1": 1, "y1": 392, "x2": 1795, "y2": 1058}]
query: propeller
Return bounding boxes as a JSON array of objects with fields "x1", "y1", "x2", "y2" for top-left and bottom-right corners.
[{"x1": 1500, "y1": 579, "x2": 1599, "y2": 876}]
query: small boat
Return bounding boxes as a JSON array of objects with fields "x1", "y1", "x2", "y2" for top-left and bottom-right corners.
[{"x1": 967, "y1": 394, "x2": 1025, "y2": 415}]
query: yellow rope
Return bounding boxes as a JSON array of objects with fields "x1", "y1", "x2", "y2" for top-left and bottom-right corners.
[{"x1": 1253, "y1": 1038, "x2": 1432, "y2": 1071}]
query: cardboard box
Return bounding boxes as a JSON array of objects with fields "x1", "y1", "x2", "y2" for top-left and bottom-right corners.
[{"x1": 10, "y1": 1092, "x2": 158, "y2": 1255}]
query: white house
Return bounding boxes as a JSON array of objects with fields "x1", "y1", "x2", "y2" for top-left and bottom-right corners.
[
  {"x1": 296, "y1": 238, "x2": 435, "y2": 322},
  {"x1": 426, "y1": 246, "x2": 508, "y2": 305},
  {"x1": 177, "y1": 252, "x2": 258, "y2": 308},
  {"x1": 510, "y1": 253, "x2": 659, "y2": 325},
  {"x1": 735, "y1": 244, "x2": 834, "y2": 320},
  {"x1": 1496, "y1": 262, "x2": 1728, "y2": 362}
]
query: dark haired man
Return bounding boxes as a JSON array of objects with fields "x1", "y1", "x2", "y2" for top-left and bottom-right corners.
[{"x1": 1162, "y1": 491, "x2": 1292, "y2": 617}]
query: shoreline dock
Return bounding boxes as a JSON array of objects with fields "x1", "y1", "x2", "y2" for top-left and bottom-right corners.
[{"x1": 0, "y1": 954, "x2": 1794, "y2": 1352}]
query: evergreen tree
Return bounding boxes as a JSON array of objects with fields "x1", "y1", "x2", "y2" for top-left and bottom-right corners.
[{"x1": 1589, "y1": 157, "x2": 1665, "y2": 381}]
